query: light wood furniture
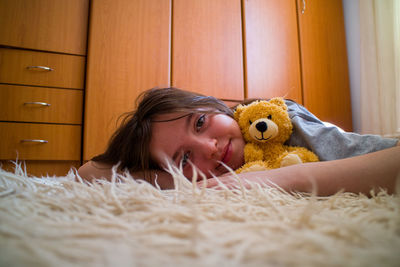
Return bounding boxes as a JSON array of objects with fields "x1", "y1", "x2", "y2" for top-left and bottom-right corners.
[
  {"x1": 297, "y1": 0, "x2": 352, "y2": 131},
  {"x1": 0, "y1": 123, "x2": 81, "y2": 160},
  {"x1": 0, "y1": 0, "x2": 88, "y2": 55},
  {"x1": 0, "y1": 0, "x2": 89, "y2": 176},
  {"x1": 0, "y1": 48, "x2": 86, "y2": 89},
  {"x1": 172, "y1": 0, "x2": 244, "y2": 100},
  {"x1": 0, "y1": 84, "x2": 83, "y2": 124},
  {"x1": 243, "y1": 0, "x2": 302, "y2": 102},
  {"x1": 84, "y1": 0, "x2": 352, "y2": 160},
  {"x1": 84, "y1": 0, "x2": 171, "y2": 160}
]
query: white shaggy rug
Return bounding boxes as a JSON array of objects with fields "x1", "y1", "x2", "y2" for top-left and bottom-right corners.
[{"x1": 1, "y1": 165, "x2": 400, "y2": 267}]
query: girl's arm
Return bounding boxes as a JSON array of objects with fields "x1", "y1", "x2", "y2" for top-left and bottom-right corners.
[
  {"x1": 204, "y1": 146, "x2": 400, "y2": 196},
  {"x1": 79, "y1": 146, "x2": 400, "y2": 195},
  {"x1": 77, "y1": 161, "x2": 175, "y2": 189},
  {"x1": 286, "y1": 100, "x2": 400, "y2": 161}
]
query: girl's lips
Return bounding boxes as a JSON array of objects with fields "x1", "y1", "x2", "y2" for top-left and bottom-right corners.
[
  {"x1": 221, "y1": 140, "x2": 232, "y2": 164},
  {"x1": 214, "y1": 140, "x2": 233, "y2": 175}
]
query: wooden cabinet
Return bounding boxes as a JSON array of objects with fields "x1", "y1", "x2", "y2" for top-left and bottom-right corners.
[
  {"x1": 0, "y1": 123, "x2": 81, "y2": 160},
  {"x1": 84, "y1": 0, "x2": 352, "y2": 160},
  {"x1": 297, "y1": 0, "x2": 352, "y2": 131},
  {"x1": 243, "y1": 0, "x2": 352, "y2": 131},
  {"x1": 84, "y1": 0, "x2": 171, "y2": 160},
  {"x1": 172, "y1": 0, "x2": 244, "y2": 100},
  {"x1": 0, "y1": 0, "x2": 89, "y2": 176},
  {"x1": 0, "y1": 0, "x2": 89, "y2": 55},
  {"x1": 243, "y1": 0, "x2": 302, "y2": 102},
  {"x1": 0, "y1": 84, "x2": 83, "y2": 124},
  {"x1": 0, "y1": 48, "x2": 86, "y2": 89}
]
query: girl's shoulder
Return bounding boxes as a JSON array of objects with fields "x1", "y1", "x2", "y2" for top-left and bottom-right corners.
[{"x1": 77, "y1": 161, "x2": 113, "y2": 181}]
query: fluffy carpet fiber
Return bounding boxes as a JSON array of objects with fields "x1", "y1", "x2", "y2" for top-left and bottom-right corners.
[{"x1": 0, "y1": 165, "x2": 400, "y2": 267}]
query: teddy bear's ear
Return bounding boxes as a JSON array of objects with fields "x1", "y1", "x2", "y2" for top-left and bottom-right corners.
[
  {"x1": 234, "y1": 104, "x2": 245, "y2": 121},
  {"x1": 269, "y1": 97, "x2": 287, "y2": 110}
]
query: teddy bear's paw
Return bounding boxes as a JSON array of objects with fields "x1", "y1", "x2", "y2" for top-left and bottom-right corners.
[
  {"x1": 280, "y1": 153, "x2": 302, "y2": 167},
  {"x1": 236, "y1": 161, "x2": 269, "y2": 173}
]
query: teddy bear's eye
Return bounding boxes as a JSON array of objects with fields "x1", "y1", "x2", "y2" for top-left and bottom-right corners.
[
  {"x1": 267, "y1": 115, "x2": 272, "y2": 120},
  {"x1": 249, "y1": 120, "x2": 252, "y2": 125}
]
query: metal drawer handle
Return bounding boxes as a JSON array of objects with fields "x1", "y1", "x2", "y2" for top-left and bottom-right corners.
[
  {"x1": 26, "y1": 66, "x2": 54, "y2": 71},
  {"x1": 20, "y1": 139, "x2": 48, "y2": 144},
  {"x1": 24, "y1": 102, "x2": 51, "y2": 107}
]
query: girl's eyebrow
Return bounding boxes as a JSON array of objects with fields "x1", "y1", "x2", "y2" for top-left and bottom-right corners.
[{"x1": 172, "y1": 114, "x2": 194, "y2": 162}]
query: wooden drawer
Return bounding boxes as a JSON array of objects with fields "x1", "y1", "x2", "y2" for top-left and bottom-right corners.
[
  {"x1": 0, "y1": 48, "x2": 85, "y2": 89},
  {"x1": 1, "y1": 160, "x2": 81, "y2": 177},
  {"x1": 0, "y1": 0, "x2": 89, "y2": 55},
  {"x1": 0, "y1": 84, "x2": 83, "y2": 124},
  {"x1": 0, "y1": 122, "x2": 81, "y2": 160}
]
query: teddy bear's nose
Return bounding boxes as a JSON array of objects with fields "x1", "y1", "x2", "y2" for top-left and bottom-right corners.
[{"x1": 256, "y1": 121, "x2": 268, "y2": 133}]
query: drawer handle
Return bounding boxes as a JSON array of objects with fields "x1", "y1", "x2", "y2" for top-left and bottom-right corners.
[
  {"x1": 20, "y1": 139, "x2": 48, "y2": 144},
  {"x1": 26, "y1": 66, "x2": 54, "y2": 72},
  {"x1": 24, "y1": 102, "x2": 51, "y2": 107}
]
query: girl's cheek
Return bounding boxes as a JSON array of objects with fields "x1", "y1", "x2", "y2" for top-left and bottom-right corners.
[{"x1": 183, "y1": 165, "x2": 196, "y2": 180}]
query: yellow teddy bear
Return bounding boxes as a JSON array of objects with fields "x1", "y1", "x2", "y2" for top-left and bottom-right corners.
[{"x1": 234, "y1": 98, "x2": 319, "y2": 173}]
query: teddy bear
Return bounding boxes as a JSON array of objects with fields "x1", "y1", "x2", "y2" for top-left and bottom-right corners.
[{"x1": 234, "y1": 97, "x2": 319, "y2": 173}]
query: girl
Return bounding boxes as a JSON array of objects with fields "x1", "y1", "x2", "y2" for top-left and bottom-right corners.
[{"x1": 78, "y1": 87, "x2": 400, "y2": 195}]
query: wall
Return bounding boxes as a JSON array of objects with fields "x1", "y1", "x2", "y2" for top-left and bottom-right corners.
[{"x1": 342, "y1": 0, "x2": 361, "y2": 133}]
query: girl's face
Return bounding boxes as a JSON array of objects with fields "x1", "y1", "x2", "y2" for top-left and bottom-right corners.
[{"x1": 149, "y1": 112, "x2": 245, "y2": 180}]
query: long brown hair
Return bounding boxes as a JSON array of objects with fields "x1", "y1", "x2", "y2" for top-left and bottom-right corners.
[{"x1": 92, "y1": 87, "x2": 233, "y2": 177}]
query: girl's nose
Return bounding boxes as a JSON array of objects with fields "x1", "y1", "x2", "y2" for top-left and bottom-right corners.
[{"x1": 196, "y1": 137, "x2": 218, "y2": 159}]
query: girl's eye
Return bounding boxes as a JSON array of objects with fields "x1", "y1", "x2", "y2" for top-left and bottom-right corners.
[
  {"x1": 181, "y1": 152, "x2": 190, "y2": 167},
  {"x1": 195, "y1": 114, "x2": 206, "y2": 131}
]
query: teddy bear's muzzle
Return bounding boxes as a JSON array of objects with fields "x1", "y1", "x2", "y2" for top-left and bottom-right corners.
[{"x1": 249, "y1": 118, "x2": 279, "y2": 142}]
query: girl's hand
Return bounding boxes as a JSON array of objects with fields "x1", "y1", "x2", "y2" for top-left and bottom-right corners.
[
  {"x1": 197, "y1": 172, "x2": 263, "y2": 190},
  {"x1": 197, "y1": 174, "x2": 238, "y2": 189}
]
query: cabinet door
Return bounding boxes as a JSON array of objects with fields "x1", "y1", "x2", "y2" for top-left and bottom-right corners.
[
  {"x1": 172, "y1": 0, "x2": 244, "y2": 100},
  {"x1": 84, "y1": 0, "x2": 170, "y2": 160},
  {"x1": 297, "y1": 0, "x2": 353, "y2": 131},
  {"x1": 244, "y1": 0, "x2": 302, "y2": 103},
  {"x1": 0, "y1": 0, "x2": 89, "y2": 55}
]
